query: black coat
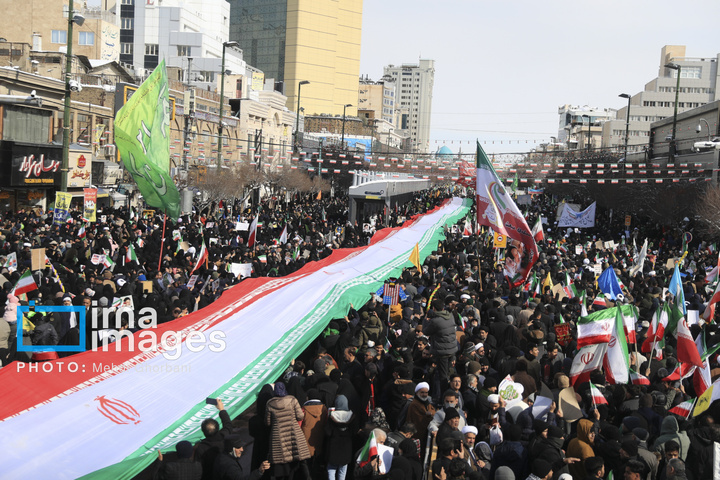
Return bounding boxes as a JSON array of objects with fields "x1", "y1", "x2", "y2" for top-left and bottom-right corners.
[
  {"x1": 213, "y1": 452, "x2": 262, "y2": 480},
  {"x1": 325, "y1": 410, "x2": 355, "y2": 466},
  {"x1": 423, "y1": 309, "x2": 457, "y2": 356}
]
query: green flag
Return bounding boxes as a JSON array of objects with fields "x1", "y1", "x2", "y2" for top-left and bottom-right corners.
[{"x1": 114, "y1": 59, "x2": 180, "y2": 220}]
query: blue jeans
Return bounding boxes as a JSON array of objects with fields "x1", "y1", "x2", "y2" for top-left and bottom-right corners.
[{"x1": 327, "y1": 463, "x2": 347, "y2": 480}]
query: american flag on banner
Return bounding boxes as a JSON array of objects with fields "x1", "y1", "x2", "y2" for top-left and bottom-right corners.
[{"x1": 375, "y1": 283, "x2": 407, "y2": 305}]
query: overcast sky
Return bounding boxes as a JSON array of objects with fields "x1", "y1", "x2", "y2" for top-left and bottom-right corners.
[{"x1": 359, "y1": 0, "x2": 720, "y2": 156}]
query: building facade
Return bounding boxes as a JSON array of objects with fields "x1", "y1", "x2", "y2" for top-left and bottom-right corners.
[
  {"x1": 119, "y1": 0, "x2": 245, "y2": 82},
  {"x1": 557, "y1": 105, "x2": 616, "y2": 150},
  {"x1": 383, "y1": 59, "x2": 435, "y2": 153},
  {"x1": 2, "y1": 0, "x2": 120, "y2": 63},
  {"x1": 358, "y1": 75, "x2": 396, "y2": 124},
  {"x1": 228, "y1": 0, "x2": 363, "y2": 117},
  {"x1": 601, "y1": 45, "x2": 719, "y2": 155}
]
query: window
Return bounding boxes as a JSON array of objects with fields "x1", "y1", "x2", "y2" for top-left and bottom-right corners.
[
  {"x1": 121, "y1": 18, "x2": 134, "y2": 29},
  {"x1": 177, "y1": 45, "x2": 191, "y2": 56},
  {"x1": 51, "y1": 30, "x2": 67, "y2": 44},
  {"x1": 675, "y1": 66, "x2": 701, "y2": 79},
  {"x1": 145, "y1": 44, "x2": 158, "y2": 55},
  {"x1": 121, "y1": 43, "x2": 133, "y2": 55},
  {"x1": 121, "y1": 0, "x2": 134, "y2": 4},
  {"x1": 78, "y1": 32, "x2": 94, "y2": 46}
]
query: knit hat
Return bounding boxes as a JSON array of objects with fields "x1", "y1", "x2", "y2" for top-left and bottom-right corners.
[
  {"x1": 621, "y1": 439, "x2": 639, "y2": 457},
  {"x1": 444, "y1": 407, "x2": 460, "y2": 421},
  {"x1": 622, "y1": 416, "x2": 642, "y2": 432},
  {"x1": 548, "y1": 425, "x2": 564, "y2": 439},
  {"x1": 495, "y1": 466, "x2": 516, "y2": 480},
  {"x1": 483, "y1": 377, "x2": 498, "y2": 389},
  {"x1": 532, "y1": 459, "x2": 553, "y2": 478},
  {"x1": 632, "y1": 427, "x2": 649, "y2": 442}
]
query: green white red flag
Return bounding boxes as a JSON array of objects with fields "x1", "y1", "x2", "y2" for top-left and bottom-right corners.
[
  {"x1": 603, "y1": 307, "x2": 629, "y2": 384},
  {"x1": 12, "y1": 270, "x2": 37, "y2": 296},
  {"x1": 668, "y1": 398, "x2": 695, "y2": 418},
  {"x1": 570, "y1": 343, "x2": 607, "y2": 386},
  {"x1": 357, "y1": 430, "x2": 378, "y2": 467},
  {"x1": 475, "y1": 141, "x2": 537, "y2": 288},
  {"x1": 590, "y1": 382, "x2": 608, "y2": 406}
]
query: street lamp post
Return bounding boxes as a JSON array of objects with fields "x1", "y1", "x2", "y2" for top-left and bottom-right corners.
[
  {"x1": 294, "y1": 80, "x2": 309, "y2": 153},
  {"x1": 60, "y1": 0, "x2": 84, "y2": 192},
  {"x1": 665, "y1": 62, "x2": 682, "y2": 158},
  {"x1": 619, "y1": 93, "x2": 631, "y2": 160},
  {"x1": 217, "y1": 41, "x2": 239, "y2": 168},
  {"x1": 581, "y1": 114, "x2": 592, "y2": 152},
  {"x1": 697, "y1": 118, "x2": 711, "y2": 141},
  {"x1": 340, "y1": 103, "x2": 352, "y2": 150}
]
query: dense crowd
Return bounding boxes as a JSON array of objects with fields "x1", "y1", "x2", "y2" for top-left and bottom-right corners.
[
  {"x1": 0, "y1": 190, "x2": 446, "y2": 364},
  {"x1": 4, "y1": 187, "x2": 720, "y2": 480}
]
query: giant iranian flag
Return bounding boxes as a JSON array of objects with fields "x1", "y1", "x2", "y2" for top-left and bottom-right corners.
[
  {"x1": 475, "y1": 142, "x2": 538, "y2": 287},
  {"x1": 0, "y1": 197, "x2": 471, "y2": 479}
]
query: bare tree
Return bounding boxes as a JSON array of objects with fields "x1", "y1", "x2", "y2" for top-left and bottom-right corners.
[{"x1": 696, "y1": 183, "x2": 720, "y2": 239}]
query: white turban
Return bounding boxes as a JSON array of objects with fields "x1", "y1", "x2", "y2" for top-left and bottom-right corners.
[
  {"x1": 415, "y1": 382, "x2": 430, "y2": 393},
  {"x1": 462, "y1": 426, "x2": 478, "y2": 435},
  {"x1": 487, "y1": 394, "x2": 500, "y2": 404}
]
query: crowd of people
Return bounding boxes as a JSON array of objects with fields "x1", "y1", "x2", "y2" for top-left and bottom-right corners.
[{"x1": 3, "y1": 186, "x2": 720, "y2": 480}]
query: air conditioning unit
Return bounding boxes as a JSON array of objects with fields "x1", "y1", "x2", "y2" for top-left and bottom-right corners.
[{"x1": 104, "y1": 144, "x2": 116, "y2": 156}]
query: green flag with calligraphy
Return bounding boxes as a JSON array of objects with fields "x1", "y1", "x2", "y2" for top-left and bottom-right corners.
[{"x1": 114, "y1": 60, "x2": 180, "y2": 220}]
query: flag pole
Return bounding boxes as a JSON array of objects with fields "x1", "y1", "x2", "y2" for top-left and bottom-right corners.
[
  {"x1": 687, "y1": 397, "x2": 697, "y2": 420},
  {"x1": 158, "y1": 211, "x2": 167, "y2": 272},
  {"x1": 646, "y1": 337, "x2": 659, "y2": 377}
]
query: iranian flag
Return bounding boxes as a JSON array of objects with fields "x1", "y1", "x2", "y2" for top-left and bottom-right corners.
[
  {"x1": 641, "y1": 304, "x2": 670, "y2": 353},
  {"x1": 475, "y1": 141, "x2": 538, "y2": 288},
  {"x1": 603, "y1": 307, "x2": 629, "y2": 384},
  {"x1": 247, "y1": 216, "x2": 259, "y2": 248},
  {"x1": 356, "y1": 430, "x2": 378, "y2": 467},
  {"x1": 620, "y1": 304, "x2": 638, "y2": 344},
  {"x1": 78, "y1": 225, "x2": 86, "y2": 239},
  {"x1": 592, "y1": 293, "x2": 607, "y2": 309},
  {"x1": 630, "y1": 369, "x2": 651, "y2": 386},
  {"x1": 702, "y1": 277, "x2": 720, "y2": 321},
  {"x1": 125, "y1": 244, "x2": 138, "y2": 264},
  {"x1": 532, "y1": 217, "x2": 544, "y2": 242},
  {"x1": 577, "y1": 308, "x2": 615, "y2": 347},
  {"x1": 590, "y1": 382, "x2": 608, "y2": 406},
  {"x1": 278, "y1": 225, "x2": 288, "y2": 245},
  {"x1": 581, "y1": 292, "x2": 589, "y2": 317},
  {"x1": 570, "y1": 343, "x2": 607, "y2": 386},
  {"x1": 668, "y1": 399, "x2": 695, "y2": 418},
  {"x1": 12, "y1": 270, "x2": 38, "y2": 296},
  {"x1": 463, "y1": 222, "x2": 473, "y2": 237},
  {"x1": 190, "y1": 242, "x2": 208, "y2": 275},
  {"x1": 102, "y1": 255, "x2": 115, "y2": 270},
  {"x1": 675, "y1": 314, "x2": 703, "y2": 369}
]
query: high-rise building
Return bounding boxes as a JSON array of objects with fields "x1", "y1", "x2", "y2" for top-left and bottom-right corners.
[
  {"x1": 228, "y1": 0, "x2": 362, "y2": 116},
  {"x1": 383, "y1": 59, "x2": 435, "y2": 153},
  {"x1": 357, "y1": 75, "x2": 396, "y2": 124},
  {"x1": 119, "y1": 0, "x2": 245, "y2": 82},
  {"x1": 601, "y1": 45, "x2": 719, "y2": 155}
]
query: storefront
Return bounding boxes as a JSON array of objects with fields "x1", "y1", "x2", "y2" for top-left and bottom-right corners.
[{"x1": 0, "y1": 141, "x2": 61, "y2": 213}]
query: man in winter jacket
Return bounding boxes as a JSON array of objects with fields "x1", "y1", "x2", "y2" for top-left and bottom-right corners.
[
  {"x1": 423, "y1": 299, "x2": 458, "y2": 399},
  {"x1": 213, "y1": 436, "x2": 270, "y2": 480},
  {"x1": 195, "y1": 398, "x2": 233, "y2": 480},
  {"x1": 652, "y1": 416, "x2": 690, "y2": 461}
]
